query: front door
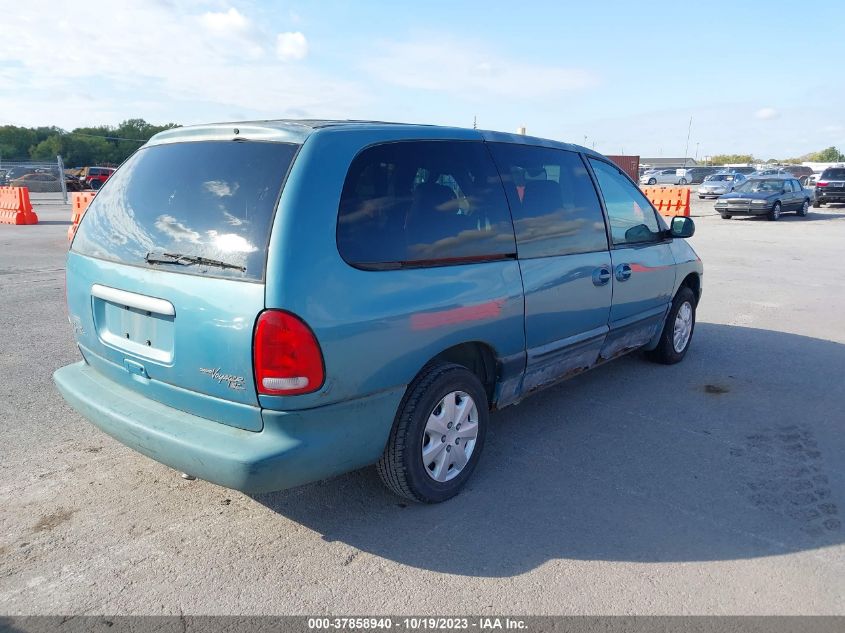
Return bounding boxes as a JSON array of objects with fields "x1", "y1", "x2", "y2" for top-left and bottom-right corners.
[{"x1": 588, "y1": 158, "x2": 676, "y2": 359}]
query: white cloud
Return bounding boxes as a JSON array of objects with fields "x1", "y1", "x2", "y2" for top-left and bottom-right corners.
[
  {"x1": 276, "y1": 32, "x2": 308, "y2": 61},
  {"x1": 363, "y1": 37, "x2": 599, "y2": 99},
  {"x1": 0, "y1": 1, "x2": 366, "y2": 128},
  {"x1": 755, "y1": 107, "x2": 780, "y2": 120},
  {"x1": 198, "y1": 7, "x2": 262, "y2": 59},
  {"x1": 199, "y1": 8, "x2": 250, "y2": 34}
]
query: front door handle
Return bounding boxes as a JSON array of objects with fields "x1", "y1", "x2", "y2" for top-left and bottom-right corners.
[
  {"x1": 615, "y1": 263, "x2": 632, "y2": 282},
  {"x1": 592, "y1": 266, "x2": 611, "y2": 286}
]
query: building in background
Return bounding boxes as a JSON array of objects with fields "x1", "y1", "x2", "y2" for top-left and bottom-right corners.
[{"x1": 640, "y1": 157, "x2": 697, "y2": 169}]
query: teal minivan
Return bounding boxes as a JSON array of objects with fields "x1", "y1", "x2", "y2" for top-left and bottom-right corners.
[{"x1": 54, "y1": 121, "x2": 702, "y2": 503}]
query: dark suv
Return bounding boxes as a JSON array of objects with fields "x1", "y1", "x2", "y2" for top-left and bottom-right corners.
[
  {"x1": 814, "y1": 167, "x2": 845, "y2": 207},
  {"x1": 682, "y1": 166, "x2": 719, "y2": 184}
]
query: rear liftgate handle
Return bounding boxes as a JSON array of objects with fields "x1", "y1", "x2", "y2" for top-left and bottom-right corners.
[{"x1": 615, "y1": 263, "x2": 632, "y2": 282}]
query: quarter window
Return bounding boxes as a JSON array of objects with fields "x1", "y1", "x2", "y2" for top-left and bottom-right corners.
[
  {"x1": 337, "y1": 141, "x2": 516, "y2": 268},
  {"x1": 488, "y1": 143, "x2": 608, "y2": 258},
  {"x1": 589, "y1": 159, "x2": 662, "y2": 246}
]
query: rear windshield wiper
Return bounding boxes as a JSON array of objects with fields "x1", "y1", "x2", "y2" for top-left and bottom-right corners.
[{"x1": 145, "y1": 252, "x2": 246, "y2": 272}]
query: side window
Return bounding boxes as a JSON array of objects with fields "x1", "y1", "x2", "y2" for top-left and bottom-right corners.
[
  {"x1": 337, "y1": 141, "x2": 516, "y2": 268},
  {"x1": 488, "y1": 143, "x2": 607, "y2": 258},
  {"x1": 589, "y1": 159, "x2": 662, "y2": 246}
]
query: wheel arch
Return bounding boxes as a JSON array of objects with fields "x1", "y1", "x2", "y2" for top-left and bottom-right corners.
[
  {"x1": 678, "y1": 272, "x2": 701, "y2": 305},
  {"x1": 430, "y1": 341, "x2": 499, "y2": 407}
]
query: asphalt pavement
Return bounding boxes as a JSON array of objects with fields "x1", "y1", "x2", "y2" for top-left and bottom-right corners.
[{"x1": 1, "y1": 200, "x2": 843, "y2": 615}]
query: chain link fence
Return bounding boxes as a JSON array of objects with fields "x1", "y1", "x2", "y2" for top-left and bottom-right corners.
[{"x1": 0, "y1": 155, "x2": 68, "y2": 202}]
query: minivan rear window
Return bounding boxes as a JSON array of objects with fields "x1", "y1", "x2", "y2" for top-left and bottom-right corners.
[{"x1": 72, "y1": 141, "x2": 298, "y2": 281}]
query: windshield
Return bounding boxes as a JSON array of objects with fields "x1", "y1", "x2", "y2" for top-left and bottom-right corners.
[
  {"x1": 705, "y1": 174, "x2": 734, "y2": 182},
  {"x1": 822, "y1": 168, "x2": 845, "y2": 180},
  {"x1": 735, "y1": 179, "x2": 785, "y2": 193},
  {"x1": 72, "y1": 140, "x2": 298, "y2": 281}
]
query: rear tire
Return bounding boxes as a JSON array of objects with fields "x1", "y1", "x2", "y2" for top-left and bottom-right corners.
[
  {"x1": 812, "y1": 200, "x2": 821, "y2": 208},
  {"x1": 768, "y1": 201, "x2": 781, "y2": 221},
  {"x1": 377, "y1": 363, "x2": 488, "y2": 503},
  {"x1": 720, "y1": 213, "x2": 732, "y2": 219},
  {"x1": 798, "y1": 199, "x2": 809, "y2": 217},
  {"x1": 646, "y1": 287, "x2": 696, "y2": 365},
  {"x1": 679, "y1": 178, "x2": 688, "y2": 185}
]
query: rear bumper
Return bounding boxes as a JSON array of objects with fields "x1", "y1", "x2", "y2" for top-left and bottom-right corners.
[
  {"x1": 817, "y1": 191, "x2": 845, "y2": 202},
  {"x1": 54, "y1": 361, "x2": 404, "y2": 493}
]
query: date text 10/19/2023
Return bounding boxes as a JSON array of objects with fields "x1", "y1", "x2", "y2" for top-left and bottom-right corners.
[{"x1": 307, "y1": 617, "x2": 528, "y2": 630}]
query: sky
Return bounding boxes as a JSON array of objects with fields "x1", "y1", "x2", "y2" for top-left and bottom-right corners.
[{"x1": 1, "y1": 0, "x2": 842, "y2": 159}]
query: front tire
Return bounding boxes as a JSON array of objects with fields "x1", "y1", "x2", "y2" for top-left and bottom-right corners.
[
  {"x1": 648, "y1": 178, "x2": 657, "y2": 185},
  {"x1": 720, "y1": 212, "x2": 732, "y2": 219},
  {"x1": 679, "y1": 178, "x2": 688, "y2": 185},
  {"x1": 377, "y1": 363, "x2": 488, "y2": 503},
  {"x1": 646, "y1": 287, "x2": 696, "y2": 365},
  {"x1": 768, "y1": 201, "x2": 781, "y2": 221}
]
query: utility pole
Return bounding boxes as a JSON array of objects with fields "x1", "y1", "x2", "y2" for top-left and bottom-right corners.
[
  {"x1": 473, "y1": 115, "x2": 477, "y2": 130},
  {"x1": 683, "y1": 116, "x2": 693, "y2": 167}
]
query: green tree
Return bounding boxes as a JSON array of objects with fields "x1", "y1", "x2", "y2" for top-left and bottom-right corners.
[
  {"x1": 29, "y1": 134, "x2": 65, "y2": 161},
  {"x1": 811, "y1": 146, "x2": 844, "y2": 162},
  {"x1": 709, "y1": 154, "x2": 754, "y2": 165},
  {"x1": 0, "y1": 125, "x2": 56, "y2": 160}
]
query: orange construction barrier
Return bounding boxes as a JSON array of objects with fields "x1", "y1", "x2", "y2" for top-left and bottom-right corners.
[
  {"x1": 641, "y1": 186, "x2": 690, "y2": 217},
  {"x1": 0, "y1": 186, "x2": 38, "y2": 225},
  {"x1": 68, "y1": 191, "x2": 96, "y2": 240}
]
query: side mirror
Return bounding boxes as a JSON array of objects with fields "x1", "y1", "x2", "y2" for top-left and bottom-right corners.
[{"x1": 669, "y1": 216, "x2": 695, "y2": 238}]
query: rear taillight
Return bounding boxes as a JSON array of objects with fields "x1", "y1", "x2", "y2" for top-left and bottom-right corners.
[
  {"x1": 254, "y1": 310, "x2": 324, "y2": 396},
  {"x1": 817, "y1": 181, "x2": 828, "y2": 187}
]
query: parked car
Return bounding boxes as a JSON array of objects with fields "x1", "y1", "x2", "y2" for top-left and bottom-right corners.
[
  {"x1": 78, "y1": 166, "x2": 115, "y2": 190},
  {"x1": 682, "y1": 166, "x2": 719, "y2": 184},
  {"x1": 782, "y1": 165, "x2": 813, "y2": 178},
  {"x1": 729, "y1": 166, "x2": 757, "y2": 176},
  {"x1": 714, "y1": 176, "x2": 811, "y2": 220},
  {"x1": 54, "y1": 120, "x2": 703, "y2": 503},
  {"x1": 749, "y1": 167, "x2": 797, "y2": 178},
  {"x1": 813, "y1": 167, "x2": 845, "y2": 207},
  {"x1": 8, "y1": 172, "x2": 61, "y2": 193},
  {"x1": 698, "y1": 172, "x2": 746, "y2": 198},
  {"x1": 639, "y1": 168, "x2": 688, "y2": 185}
]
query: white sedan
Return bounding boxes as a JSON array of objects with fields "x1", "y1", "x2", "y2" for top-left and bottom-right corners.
[
  {"x1": 639, "y1": 168, "x2": 688, "y2": 185},
  {"x1": 698, "y1": 173, "x2": 746, "y2": 198}
]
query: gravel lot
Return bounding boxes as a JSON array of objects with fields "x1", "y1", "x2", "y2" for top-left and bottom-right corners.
[{"x1": 1, "y1": 199, "x2": 843, "y2": 615}]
